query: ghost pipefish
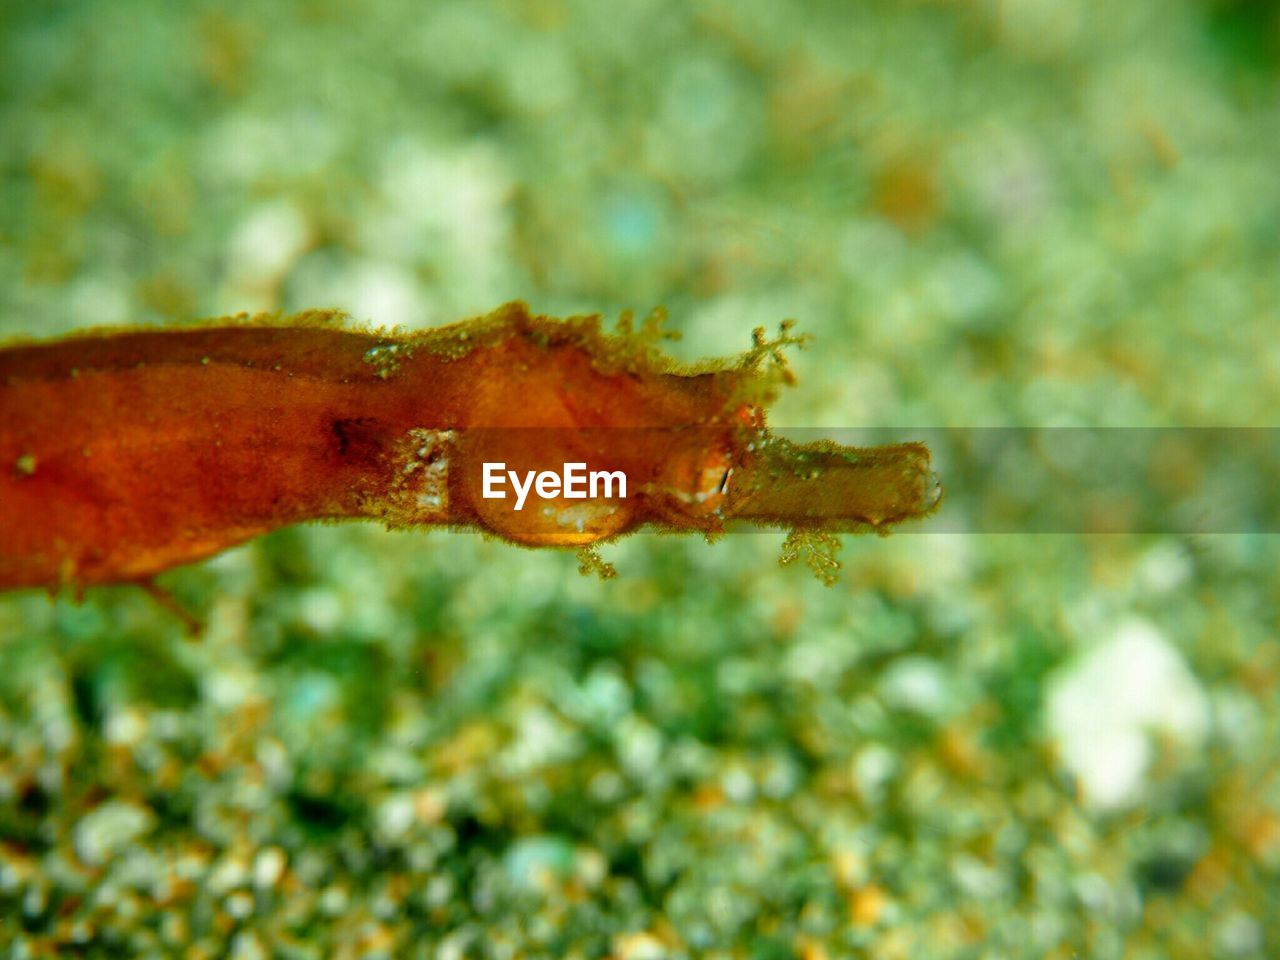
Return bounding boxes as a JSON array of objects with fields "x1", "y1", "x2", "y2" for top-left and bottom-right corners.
[{"x1": 0, "y1": 301, "x2": 939, "y2": 592}]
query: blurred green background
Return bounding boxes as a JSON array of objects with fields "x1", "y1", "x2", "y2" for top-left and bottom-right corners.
[{"x1": 3, "y1": 1, "x2": 1280, "y2": 957}]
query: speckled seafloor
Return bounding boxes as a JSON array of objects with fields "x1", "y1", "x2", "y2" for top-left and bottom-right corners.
[{"x1": 2, "y1": 1, "x2": 1280, "y2": 957}]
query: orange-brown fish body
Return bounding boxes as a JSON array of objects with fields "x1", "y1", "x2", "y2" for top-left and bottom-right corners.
[
  {"x1": 0, "y1": 304, "x2": 739, "y2": 588},
  {"x1": 0, "y1": 301, "x2": 937, "y2": 591}
]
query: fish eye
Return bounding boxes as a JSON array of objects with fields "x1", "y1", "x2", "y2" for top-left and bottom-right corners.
[{"x1": 656, "y1": 443, "x2": 735, "y2": 519}]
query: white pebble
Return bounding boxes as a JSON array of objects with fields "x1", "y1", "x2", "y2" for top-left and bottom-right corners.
[
  {"x1": 1047, "y1": 618, "x2": 1208, "y2": 809},
  {"x1": 74, "y1": 802, "x2": 156, "y2": 868},
  {"x1": 253, "y1": 847, "x2": 286, "y2": 889}
]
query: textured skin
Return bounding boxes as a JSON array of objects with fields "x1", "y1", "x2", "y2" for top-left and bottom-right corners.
[{"x1": 0, "y1": 301, "x2": 934, "y2": 590}]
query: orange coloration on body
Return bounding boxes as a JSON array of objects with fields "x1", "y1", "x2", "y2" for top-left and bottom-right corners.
[{"x1": 0, "y1": 301, "x2": 938, "y2": 591}]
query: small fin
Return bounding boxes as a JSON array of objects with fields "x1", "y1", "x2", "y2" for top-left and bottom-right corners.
[
  {"x1": 778, "y1": 528, "x2": 843, "y2": 586},
  {"x1": 133, "y1": 578, "x2": 204, "y2": 637},
  {"x1": 575, "y1": 545, "x2": 617, "y2": 580}
]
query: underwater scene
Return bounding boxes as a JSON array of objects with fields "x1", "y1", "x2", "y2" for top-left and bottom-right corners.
[{"x1": 2, "y1": 1, "x2": 1280, "y2": 957}]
